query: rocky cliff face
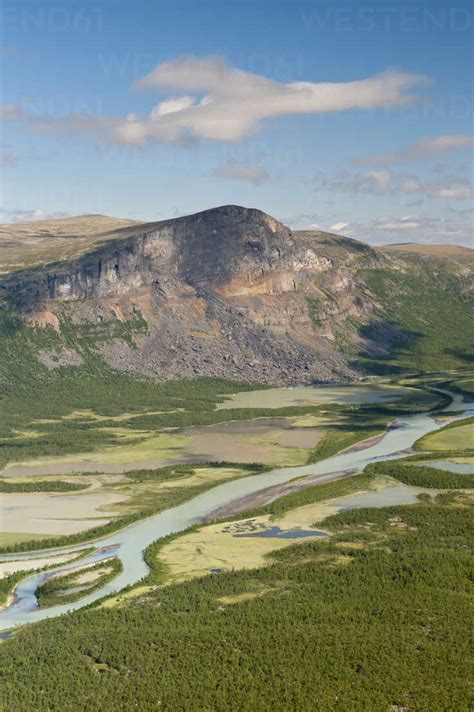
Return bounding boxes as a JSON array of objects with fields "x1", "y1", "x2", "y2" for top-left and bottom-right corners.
[
  {"x1": 1, "y1": 206, "x2": 331, "y2": 306},
  {"x1": 1, "y1": 206, "x2": 471, "y2": 384}
]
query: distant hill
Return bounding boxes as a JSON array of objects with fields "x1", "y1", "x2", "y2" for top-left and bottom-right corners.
[
  {"x1": 0, "y1": 205, "x2": 472, "y2": 384},
  {"x1": 381, "y1": 242, "x2": 473, "y2": 256},
  {"x1": 0, "y1": 214, "x2": 143, "y2": 276}
]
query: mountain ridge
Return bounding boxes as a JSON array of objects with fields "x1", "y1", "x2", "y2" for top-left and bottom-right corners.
[
  {"x1": 0, "y1": 205, "x2": 472, "y2": 384},
  {"x1": 0, "y1": 206, "x2": 374, "y2": 277}
]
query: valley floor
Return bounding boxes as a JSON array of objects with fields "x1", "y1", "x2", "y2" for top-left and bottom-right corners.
[{"x1": 0, "y1": 373, "x2": 472, "y2": 710}]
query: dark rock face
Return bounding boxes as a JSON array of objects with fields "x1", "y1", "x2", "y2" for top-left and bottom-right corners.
[
  {"x1": 173, "y1": 205, "x2": 294, "y2": 289},
  {"x1": 0, "y1": 205, "x2": 382, "y2": 383},
  {"x1": 0, "y1": 206, "x2": 300, "y2": 308}
]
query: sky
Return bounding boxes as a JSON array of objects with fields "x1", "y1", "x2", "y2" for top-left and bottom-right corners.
[{"x1": 0, "y1": 0, "x2": 473, "y2": 245}]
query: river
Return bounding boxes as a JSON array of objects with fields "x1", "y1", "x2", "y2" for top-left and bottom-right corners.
[{"x1": 0, "y1": 387, "x2": 471, "y2": 631}]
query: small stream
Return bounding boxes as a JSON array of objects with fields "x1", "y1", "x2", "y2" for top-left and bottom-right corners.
[{"x1": 0, "y1": 388, "x2": 471, "y2": 631}]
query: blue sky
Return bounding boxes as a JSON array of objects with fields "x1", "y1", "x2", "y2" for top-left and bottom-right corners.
[{"x1": 1, "y1": 0, "x2": 473, "y2": 245}]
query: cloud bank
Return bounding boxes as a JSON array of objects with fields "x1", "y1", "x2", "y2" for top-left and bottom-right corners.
[
  {"x1": 289, "y1": 212, "x2": 473, "y2": 246},
  {"x1": 0, "y1": 56, "x2": 427, "y2": 147},
  {"x1": 314, "y1": 168, "x2": 474, "y2": 201}
]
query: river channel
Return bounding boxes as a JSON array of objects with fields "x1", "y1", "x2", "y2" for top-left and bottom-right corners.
[{"x1": 0, "y1": 387, "x2": 471, "y2": 631}]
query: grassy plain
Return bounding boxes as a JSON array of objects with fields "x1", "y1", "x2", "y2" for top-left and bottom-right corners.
[
  {"x1": 216, "y1": 383, "x2": 436, "y2": 409},
  {"x1": 305, "y1": 422, "x2": 386, "y2": 463},
  {"x1": 0, "y1": 532, "x2": 50, "y2": 548},
  {"x1": 1, "y1": 416, "x2": 326, "y2": 475},
  {"x1": 0, "y1": 215, "x2": 142, "y2": 274},
  {"x1": 156, "y1": 475, "x2": 428, "y2": 584},
  {"x1": 416, "y1": 417, "x2": 474, "y2": 451}
]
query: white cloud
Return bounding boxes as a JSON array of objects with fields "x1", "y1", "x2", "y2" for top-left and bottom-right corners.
[
  {"x1": 127, "y1": 58, "x2": 426, "y2": 144},
  {"x1": 330, "y1": 221, "x2": 350, "y2": 232},
  {"x1": 213, "y1": 161, "x2": 269, "y2": 184},
  {"x1": 151, "y1": 96, "x2": 196, "y2": 117},
  {"x1": 112, "y1": 116, "x2": 149, "y2": 146},
  {"x1": 369, "y1": 215, "x2": 473, "y2": 244},
  {"x1": 0, "y1": 57, "x2": 427, "y2": 147},
  {"x1": 356, "y1": 134, "x2": 474, "y2": 165}
]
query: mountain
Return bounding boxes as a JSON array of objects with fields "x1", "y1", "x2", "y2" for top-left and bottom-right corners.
[{"x1": 0, "y1": 205, "x2": 472, "y2": 384}]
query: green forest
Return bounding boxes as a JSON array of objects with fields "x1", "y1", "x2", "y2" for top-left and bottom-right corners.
[{"x1": 0, "y1": 496, "x2": 471, "y2": 711}]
